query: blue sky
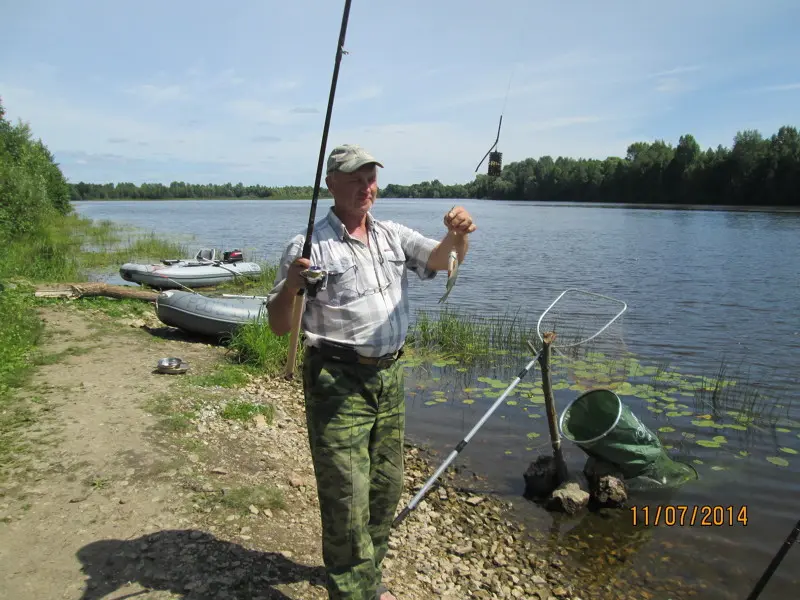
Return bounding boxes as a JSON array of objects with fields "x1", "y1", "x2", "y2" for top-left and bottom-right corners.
[{"x1": 2, "y1": 0, "x2": 799, "y2": 187}]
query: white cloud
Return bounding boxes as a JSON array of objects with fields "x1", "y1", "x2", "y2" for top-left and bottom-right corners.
[
  {"x1": 339, "y1": 85, "x2": 383, "y2": 104},
  {"x1": 125, "y1": 83, "x2": 185, "y2": 104},
  {"x1": 648, "y1": 65, "x2": 703, "y2": 78},
  {"x1": 752, "y1": 82, "x2": 800, "y2": 93},
  {"x1": 270, "y1": 78, "x2": 300, "y2": 92},
  {"x1": 654, "y1": 77, "x2": 693, "y2": 93}
]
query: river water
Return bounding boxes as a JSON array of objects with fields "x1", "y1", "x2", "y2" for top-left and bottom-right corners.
[{"x1": 73, "y1": 198, "x2": 800, "y2": 600}]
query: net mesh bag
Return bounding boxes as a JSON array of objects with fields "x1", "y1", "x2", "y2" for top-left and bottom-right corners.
[{"x1": 559, "y1": 389, "x2": 697, "y2": 489}]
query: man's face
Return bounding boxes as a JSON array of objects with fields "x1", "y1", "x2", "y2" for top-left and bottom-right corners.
[{"x1": 327, "y1": 164, "x2": 379, "y2": 218}]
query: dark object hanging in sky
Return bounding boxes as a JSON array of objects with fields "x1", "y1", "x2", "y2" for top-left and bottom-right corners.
[{"x1": 475, "y1": 115, "x2": 503, "y2": 177}]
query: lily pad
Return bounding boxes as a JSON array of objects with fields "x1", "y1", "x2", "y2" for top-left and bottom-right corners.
[
  {"x1": 724, "y1": 424, "x2": 747, "y2": 431},
  {"x1": 527, "y1": 432, "x2": 541, "y2": 439},
  {"x1": 658, "y1": 426, "x2": 675, "y2": 433},
  {"x1": 711, "y1": 466, "x2": 727, "y2": 471},
  {"x1": 776, "y1": 428, "x2": 791, "y2": 433},
  {"x1": 477, "y1": 376, "x2": 507, "y2": 388},
  {"x1": 712, "y1": 435, "x2": 728, "y2": 444},
  {"x1": 693, "y1": 459, "x2": 704, "y2": 465},
  {"x1": 432, "y1": 358, "x2": 459, "y2": 367},
  {"x1": 779, "y1": 447, "x2": 798, "y2": 455},
  {"x1": 507, "y1": 400, "x2": 518, "y2": 406},
  {"x1": 691, "y1": 420, "x2": 716, "y2": 428},
  {"x1": 462, "y1": 399, "x2": 474, "y2": 405},
  {"x1": 696, "y1": 440, "x2": 721, "y2": 448},
  {"x1": 766, "y1": 456, "x2": 789, "y2": 467}
]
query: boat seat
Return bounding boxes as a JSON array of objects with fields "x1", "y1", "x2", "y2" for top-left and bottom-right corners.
[{"x1": 195, "y1": 248, "x2": 216, "y2": 261}]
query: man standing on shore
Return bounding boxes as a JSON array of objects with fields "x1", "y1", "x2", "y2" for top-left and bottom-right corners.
[{"x1": 266, "y1": 143, "x2": 476, "y2": 600}]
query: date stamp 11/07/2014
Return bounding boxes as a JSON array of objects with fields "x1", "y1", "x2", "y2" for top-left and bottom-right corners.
[{"x1": 630, "y1": 505, "x2": 749, "y2": 527}]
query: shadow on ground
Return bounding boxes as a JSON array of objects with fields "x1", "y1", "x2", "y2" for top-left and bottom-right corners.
[
  {"x1": 142, "y1": 325, "x2": 227, "y2": 346},
  {"x1": 76, "y1": 529, "x2": 326, "y2": 600}
]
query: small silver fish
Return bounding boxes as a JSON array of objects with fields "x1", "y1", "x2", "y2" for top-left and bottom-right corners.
[{"x1": 438, "y1": 250, "x2": 459, "y2": 303}]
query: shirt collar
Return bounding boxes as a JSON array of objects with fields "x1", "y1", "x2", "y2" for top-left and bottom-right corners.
[{"x1": 325, "y1": 206, "x2": 375, "y2": 242}]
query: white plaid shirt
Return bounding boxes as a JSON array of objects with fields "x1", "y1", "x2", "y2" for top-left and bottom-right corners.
[{"x1": 266, "y1": 207, "x2": 439, "y2": 357}]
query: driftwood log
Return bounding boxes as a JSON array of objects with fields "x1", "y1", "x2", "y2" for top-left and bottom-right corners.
[{"x1": 34, "y1": 283, "x2": 158, "y2": 302}]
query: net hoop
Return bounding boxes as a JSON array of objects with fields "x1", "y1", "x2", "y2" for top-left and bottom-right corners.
[
  {"x1": 536, "y1": 288, "x2": 628, "y2": 349},
  {"x1": 559, "y1": 388, "x2": 624, "y2": 445}
]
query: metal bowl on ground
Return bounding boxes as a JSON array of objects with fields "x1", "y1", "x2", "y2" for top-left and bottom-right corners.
[{"x1": 156, "y1": 357, "x2": 189, "y2": 375}]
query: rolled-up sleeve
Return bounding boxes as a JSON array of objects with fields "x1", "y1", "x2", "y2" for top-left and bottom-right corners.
[
  {"x1": 384, "y1": 221, "x2": 438, "y2": 281},
  {"x1": 266, "y1": 236, "x2": 304, "y2": 307}
]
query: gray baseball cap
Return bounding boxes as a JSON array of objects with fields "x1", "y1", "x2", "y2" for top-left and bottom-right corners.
[{"x1": 326, "y1": 144, "x2": 384, "y2": 174}]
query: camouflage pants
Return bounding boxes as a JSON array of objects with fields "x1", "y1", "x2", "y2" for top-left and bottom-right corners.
[{"x1": 302, "y1": 351, "x2": 405, "y2": 600}]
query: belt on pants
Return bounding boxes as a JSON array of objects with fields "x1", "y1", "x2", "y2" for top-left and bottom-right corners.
[{"x1": 307, "y1": 341, "x2": 404, "y2": 369}]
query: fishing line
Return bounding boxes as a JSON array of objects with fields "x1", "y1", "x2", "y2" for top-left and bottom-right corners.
[{"x1": 474, "y1": 28, "x2": 524, "y2": 176}]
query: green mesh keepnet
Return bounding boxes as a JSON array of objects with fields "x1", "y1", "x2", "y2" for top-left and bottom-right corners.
[{"x1": 559, "y1": 389, "x2": 697, "y2": 488}]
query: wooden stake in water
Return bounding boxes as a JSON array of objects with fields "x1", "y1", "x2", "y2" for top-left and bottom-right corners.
[{"x1": 539, "y1": 331, "x2": 569, "y2": 484}]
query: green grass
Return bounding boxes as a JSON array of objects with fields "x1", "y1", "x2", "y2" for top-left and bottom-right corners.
[
  {"x1": 227, "y1": 319, "x2": 303, "y2": 378},
  {"x1": 0, "y1": 285, "x2": 47, "y2": 471},
  {"x1": 220, "y1": 400, "x2": 274, "y2": 422},
  {"x1": 143, "y1": 393, "x2": 198, "y2": 433},
  {"x1": 186, "y1": 363, "x2": 253, "y2": 388},
  {"x1": 218, "y1": 484, "x2": 285, "y2": 512},
  {"x1": 30, "y1": 344, "x2": 93, "y2": 366}
]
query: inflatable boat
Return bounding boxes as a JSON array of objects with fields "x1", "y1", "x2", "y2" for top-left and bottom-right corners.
[
  {"x1": 120, "y1": 248, "x2": 262, "y2": 289},
  {"x1": 154, "y1": 290, "x2": 268, "y2": 338}
]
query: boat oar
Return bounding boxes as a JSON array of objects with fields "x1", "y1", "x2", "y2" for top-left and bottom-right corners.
[{"x1": 283, "y1": 0, "x2": 354, "y2": 380}]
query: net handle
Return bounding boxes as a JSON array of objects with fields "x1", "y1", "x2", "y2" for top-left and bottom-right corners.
[{"x1": 536, "y1": 288, "x2": 628, "y2": 349}]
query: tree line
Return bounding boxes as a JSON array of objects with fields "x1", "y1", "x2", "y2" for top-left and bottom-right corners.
[
  {"x1": 70, "y1": 181, "x2": 333, "y2": 201},
  {"x1": 58, "y1": 124, "x2": 800, "y2": 208},
  {"x1": 383, "y1": 126, "x2": 800, "y2": 206}
]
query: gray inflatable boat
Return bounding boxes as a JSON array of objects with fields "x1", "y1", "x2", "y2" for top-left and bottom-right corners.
[
  {"x1": 120, "y1": 248, "x2": 262, "y2": 289},
  {"x1": 155, "y1": 290, "x2": 268, "y2": 338}
]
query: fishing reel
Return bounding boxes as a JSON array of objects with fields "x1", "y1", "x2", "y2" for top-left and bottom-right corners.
[{"x1": 301, "y1": 266, "x2": 327, "y2": 298}]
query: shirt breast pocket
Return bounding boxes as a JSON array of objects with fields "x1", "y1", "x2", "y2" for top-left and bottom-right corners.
[
  {"x1": 318, "y1": 256, "x2": 359, "y2": 306},
  {"x1": 382, "y1": 247, "x2": 407, "y2": 283}
]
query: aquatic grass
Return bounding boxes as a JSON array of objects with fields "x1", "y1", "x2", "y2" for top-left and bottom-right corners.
[
  {"x1": 0, "y1": 219, "x2": 84, "y2": 282},
  {"x1": 405, "y1": 307, "x2": 538, "y2": 364},
  {"x1": 82, "y1": 230, "x2": 188, "y2": 269},
  {"x1": 209, "y1": 260, "x2": 279, "y2": 295},
  {"x1": 0, "y1": 212, "x2": 188, "y2": 283}
]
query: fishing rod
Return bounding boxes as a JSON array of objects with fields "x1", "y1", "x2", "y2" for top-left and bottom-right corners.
[
  {"x1": 745, "y1": 517, "x2": 800, "y2": 600},
  {"x1": 283, "y1": 0, "x2": 353, "y2": 380}
]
